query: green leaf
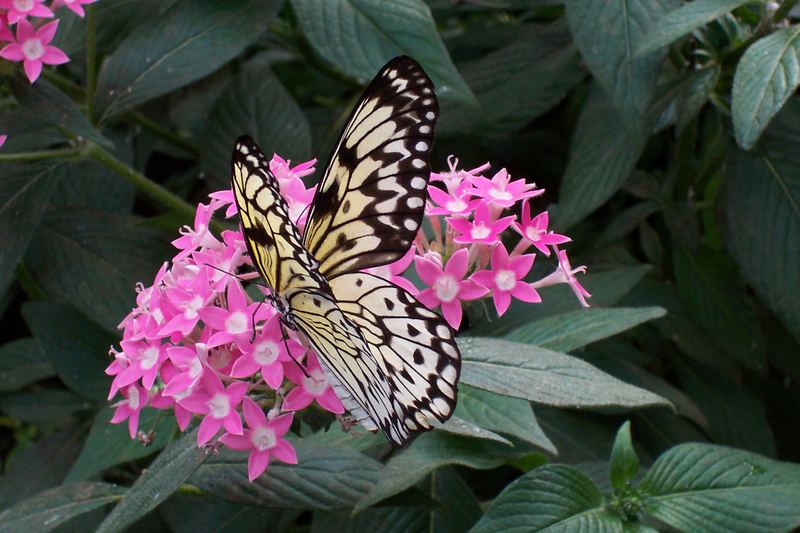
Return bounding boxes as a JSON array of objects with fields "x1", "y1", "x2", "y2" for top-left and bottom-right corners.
[
  {"x1": 0, "y1": 482, "x2": 125, "y2": 533},
  {"x1": 471, "y1": 464, "x2": 622, "y2": 532},
  {"x1": 96, "y1": 428, "x2": 209, "y2": 533},
  {"x1": 439, "y1": 21, "x2": 584, "y2": 134},
  {"x1": 0, "y1": 108, "x2": 64, "y2": 152},
  {"x1": 635, "y1": 0, "x2": 750, "y2": 56},
  {"x1": 0, "y1": 427, "x2": 85, "y2": 509},
  {"x1": 556, "y1": 87, "x2": 647, "y2": 229},
  {"x1": 355, "y1": 431, "x2": 529, "y2": 511},
  {"x1": 432, "y1": 467, "x2": 483, "y2": 533},
  {"x1": 11, "y1": 77, "x2": 112, "y2": 148},
  {"x1": 672, "y1": 245, "x2": 766, "y2": 370},
  {"x1": 49, "y1": 159, "x2": 136, "y2": 214},
  {"x1": 610, "y1": 421, "x2": 639, "y2": 492},
  {"x1": 0, "y1": 161, "x2": 62, "y2": 294},
  {"x1": 24, "y1": 210, "x2": 172, "y2": 332},
  {"x1": 565, "y1": 0, "x2": 676, "y2": 135},
  {"x1": 536, "y1": 406, "x2": 619, "y2": 463},
  {"x1": 161, "y1": 493, "x2": 298, "y2": 533},
  {"x1": 459, "y1": 337, "x2": 671, "y2": 409},
  {"x1": 313, "y1": 507, "x2": 427, "y2": 533},
  {"x1": 505, "y1": 306, "x2": 666, "y2": 353},
  {"x1": 724, "y1": 102, "x2": 800, "y2": 342},
  {"x1": 732, "y1": 25, "x2": 800, "y2": 149},
  {"x1": 190, "y1": 440, "x2": 383, "y2": 509},
  {"x1": 22, "y1": 303, "x2": 113, "y2": 402},
  {"x1": 95, "y1": 0, "x2": 281, "y2": 120},
  {"x1": 0, "y1": 338, "x2": 54, "y2": 392},
  {"x1": 0, "y1": 388, "x2": 90, "y2": 423},
  {"x1": 470, "y1": 265, "x2": 651, "y2": 337},
  {"x1": 676, "y1": 64, "x2": 720, "y2": 133},
  {"x1": 438, "y1": 416, "x2": 512, "y2": 446},
  {"x1": 291, "y1": 0, "x2": 473, "y2": 103},
  {"x1": 201, "y1": 64, "x2": 312, "y2": 189},
  {"x1": 640, "y1": 443, "x2": 800, "y2": 533},
  {"x1": 66, "y1": 407, "x2": 178, "y2": 482},
  {"x1": 455, "y1": 384, "x2": 556, "y2": 453},
  {"x1": 677, "y1": 359, "x2": 776, "y2": 456}
]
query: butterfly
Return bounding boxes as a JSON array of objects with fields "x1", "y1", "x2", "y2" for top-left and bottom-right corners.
[{"x1": 230, "y1": 56, "x2": 460, "y2": 446}]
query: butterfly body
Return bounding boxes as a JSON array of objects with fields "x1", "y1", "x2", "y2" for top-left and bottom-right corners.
[{"x1": 231, "y1": 56, "x2": 459, "y2": 446}]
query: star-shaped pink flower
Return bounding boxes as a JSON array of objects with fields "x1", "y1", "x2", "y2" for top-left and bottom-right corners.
[
  {"x1": 415, "y1": 248, "x2": 489, "y2": 329},
  {"x1": 427, "y1": 181, "x2": 480, "y2": 216},
  {"x1": 231, "y1": 314, "x2": 303, "y2": 388},
  {"x1": 283, "y1": 352, "x2": 344, "y2": 414},
  {"x1": 110, "y1": 384, "x2": 148, "y2": 439},
  {"x1": 0, "y1": 0, "x2": 53, "y2": 24},
  {"x1": 363, "y1": 246, "x2": 419, "y2": 296},
  {"x1": 447, "y1": 201, "x2": 515, "y2": 245},
  {"x1": 512, "y1": 204, "x2": 570, "y2": 256},
  {"x1": 0, "y1": 19, "x2": 68, "y2": 83},
  {"x1": 197, "y1": 280, "x2": 269, "y2": 347},
  {"x1": 179, "y1": 371, "x2": 248, "y2": 446},
  {"x1": 533, "y1": 249, "x2": 591, "y2": 308},
  {"x1": 51, "y1": 0, "x2": 98, "y2": 18},
  {"x1": 470, "y1": 244, "x2": 541, "y2": 316},
  {"x1": 470, "y1": 168, "x2": 542, "y2": 208}
]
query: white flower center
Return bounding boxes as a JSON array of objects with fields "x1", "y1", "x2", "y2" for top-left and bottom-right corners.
[
  {"x1": 141, "y1": 347, "x2": 160, "y2": 370},
  {"x1": 491, "y1": 188, "x2": 512, "y2": 201},
  {"x1": 207, "y1": 393, "x2": 230, "y2": 419},
  {"x1": 434, "y1": 274, "x2": 459, "y2": 303},
  {"x1": 525, "y1": 226, "x2": 543, "y2": 243},
  {"x1": 470, "y1": 223, "x2": 491, "y2": 241},
  {"x1": 184, "y1": 295, "x2": 204, "y2": 319},
  {"x1": 446, "y1": 198, "x2": 467, "y2": 212},
  {"x1": 253, "y1": 340, "x2": 279, "y2": 365},
  {"x1": 225, "y1": 311, "x2": 248, "y2": 334},
  {"x1": 21, "y1": 38, "x2": 44, "y2": 60},
  {"x1": 303, "y1": 374, "x2": 329, "y2": 395},
  {"x1": 495, "y1": 270, "x2": 516, "y2": 291},
  {"x1": 250, "y1": 426, "x2": 277, "y2": 451},
  {"x1": 13, "y1": 0, "x2": 34, "y2": 12},
  {"x1": 128, "y1": 386, "x2": 141, "y2": 410}
]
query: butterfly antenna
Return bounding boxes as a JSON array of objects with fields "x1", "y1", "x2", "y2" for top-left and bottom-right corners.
[
  {"x1": 202, "y1": 263, "x2": 270, "y2": 289},
  {"x1": 293, "y1": 201, "x2": 313, "y2": 227},
  {"x1": 278, "y1": 319, "x2": 311, "y2": 378}
]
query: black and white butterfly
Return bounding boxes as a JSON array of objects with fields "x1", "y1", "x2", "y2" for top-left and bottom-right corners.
[{"x1": 230, "y1": 56, "x2": 459, "y2": 446}]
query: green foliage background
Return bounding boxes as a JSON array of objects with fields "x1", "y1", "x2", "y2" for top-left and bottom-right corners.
[{"x1": 1, "y1": 0, "x2": 800, "y2": 531}]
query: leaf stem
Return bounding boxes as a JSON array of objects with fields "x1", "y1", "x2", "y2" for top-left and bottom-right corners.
[
  {"x1": 86, "y1": 4, "x2": 98, "y2": 125},
  {"x1": 0, "y1": 148, "x2": 81, "y2": 162}
]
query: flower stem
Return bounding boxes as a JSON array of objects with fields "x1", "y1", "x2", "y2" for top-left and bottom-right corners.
[
  {"x1": 86, "y1": 4, "x2": 98, "y2": 125},
  {"x1": 0, "y1": 148, "x2": 81, "y2": 162}
]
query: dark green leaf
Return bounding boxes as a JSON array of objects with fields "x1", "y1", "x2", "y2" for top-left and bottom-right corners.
[
  {"x1": 640, "y1": 443, "x2": 800, "y2": 532},
  {"x1": 438, "y1": 416, "x2": 512, "y2": 446},
  {"x1": 97, "y1": 428, "x2": 209, "y2": 533},
  {"x1": 636, "y1": 0, "x2": 750, "y2": 56},
  {"x1": 0, "y1": 161, "x2": 63, "y2": 294},
  {"x1": 505, "y1": 307, "x2": 666, "y2": 353},
  {"x1": 595, "y1": 201, "x2": 661, "y2": 247},
  {"x1": 161, "y1": 493, "x2": 298, "y2": 533},
  {"x1": 610, "y1": 421, "x2": 639, "y2": 491},
  {"x1": 676, "y1": 65, "x2": 720, "y2": 133},
  {"x1": 0, "y1": 388, "x2": 90, "y2": 423},
  {"x1": 96, "y1": 0, "x2": 281, "y2": 119},
  {"x1": 49, "y1": 159, "x2": 136, "y2": 214},
  {"x1": 732, "y1": 25, "x2": 800, "y2": 150},
  {"x1": 25, "y1": 210, "x2": 172, "y2": 332},
  {"x1": 0, "y1": 109, "x2": 63, "y2": 152},
  {"x1": 724, "y1": 102, "x2": 800, "y2": 342},
  {"x1": 201, "y1": 64, "x2": 312, "y2": 188},
  {"x1": 556, "y1": 87, "x2": 647, "y2": 229},
  {"x1": 21, "y1": 303, "x2": 115, "y2": 402},
  {"x1": 455, "y1": 384, "x2": 556, "y2": 453},
  {"x1": 672, "y1": 245, "x2": 766, "y2": 370},
  {"x1": 459, "y1": 337, "x2": 671, "y2": 409},
  {"x1": 0, "y1": 482, "x2": 124, "y2": 533},
  {"x1": 565, "y1": 0, "x2": 676, "y2": 135},
  {"x1": 471, "y1": 464, "x2": 621, "y2": 532},
  {"x1": 432, "y1": 467, "x2": 482, "y2": 533},
  {"x1": 536, "y1": 407, "x2": 619, "y2": 463},
  {"x1": 355, "y1": 431, "x2": 530, "y2": 511},
  {"x1": 313, "y1": 508, "x2": 426, "y2": 533},
  {"x1": 11, "y1": 78, "x2": 111, "y2": 147},
  {"x1": 66, "y1": 407, "x2": 178, "y2": 482},
  {"x1": 291, "y1": 0, "x2": 473, "y2": 103},
  {"x1": 190, "y1": 440, "x2": 383, "y2": 509},
  {"x1": 0, "y1": 338, "x2": 54, "y2": 392}
]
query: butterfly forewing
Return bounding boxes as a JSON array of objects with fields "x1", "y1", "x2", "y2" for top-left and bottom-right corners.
[{"x1": 302, "y1": 56, "x2": 439, "y2": 279}]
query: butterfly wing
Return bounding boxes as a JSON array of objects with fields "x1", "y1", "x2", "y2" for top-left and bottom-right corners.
[{"x1": 302, "y1": 56, "x2": 439, "y2": 278}]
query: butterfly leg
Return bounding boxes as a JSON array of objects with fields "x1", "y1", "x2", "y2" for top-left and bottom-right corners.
[{"x1": 277, "y1": 317, "x2": 310, "y2": 378}]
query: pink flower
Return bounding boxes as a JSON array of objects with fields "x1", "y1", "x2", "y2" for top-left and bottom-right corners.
[
  {"x1": 0, "y1": 19, "x2": 68, "y2": 83},
  {"x1": 447, "y1": 201, "x2": 515, "y2": 245},
  {"x1": 108, "y1": 339, "x2": 168, "y2": 396},
  {"x1": 415, "y1": 249, "x2": 489, "y2": 328},
  {"x1": 470, "y1": 244, "x2": 541, "y2": 316},
  {"x1": 471, "y1": 168, "x2": 542, "y2": 208},
  {"x1": 0, "y1": 15, "x2": 11, "y2": 41},
  {"x1": 51, "y1": 0, "x2": 98, "y2": 17},
  {"x1": 430, "y1": 155, "x2": 490, "y2": 193},
  {"x1": 110, "y1": 384, "x2": 148, "y2": 439},
  {"x1": 363, "y1": 247, "x2": 418, "y2": 295},
  {"x1": 427, "y1": 181, "x2": 479, "y2": 216},
  {"x1": 533, "y1": 249, "x2": 591, "y2": 308},
  {"x1": 512, "y1": 204, "x2": 570, "y2": 256},
  {"x1": 0, "y1": 134, "x2": 7, "y2": 148},
  {"x1": 172, "y1": 201, "x2": 222, "y2": 260},
  {"x1": 283, "y1": 352, "x2": 344, "y2": 414},
  {"x1": 198, "y1": 280, "x2": 270, "y2": 347},
  {"x1": 270, "y1": 154, "x2": 316, "y2": 187},
  {"x1": 0, "y1": 0, "x2": 54, "y2": 24},
  {"x1": 180, "y1": 371, "x2": 248, "y2": 446},
  {"x1": 219, "y1": 399, "x2": 297, "y2": 481},
  {"x1": 162, "y1": 345, "x2": 204, "y2": 396},
  {"x1": 231, "y1": 315, "x2": 302, "y2": 388},
  {"x1": 158, "y1": 267, "x2": 213, "y2": 337}
]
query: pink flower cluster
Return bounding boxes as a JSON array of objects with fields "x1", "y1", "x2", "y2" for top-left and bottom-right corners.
[
  {"x1": 0, "y1": 0, "x2": 94, "y2": 83},
  {"x1": 107, "y1": 153, "x2": 588, "y2": 481}
]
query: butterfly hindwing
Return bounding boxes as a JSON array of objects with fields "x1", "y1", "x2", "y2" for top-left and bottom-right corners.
[{"x1": 302, "y1": 56, "x2": 439, "y2": 279}]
